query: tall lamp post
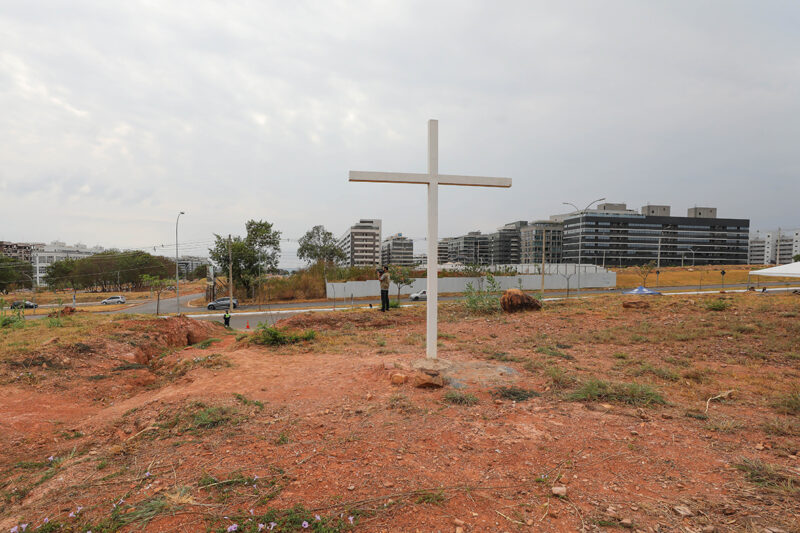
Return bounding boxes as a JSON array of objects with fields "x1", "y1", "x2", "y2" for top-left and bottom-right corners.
[
  {"x1": 563, "y1": 197, "x2": 605, "y2": 297},
  {"x1": 176, "y1": 211, "x2": 185, "y2": 315}
]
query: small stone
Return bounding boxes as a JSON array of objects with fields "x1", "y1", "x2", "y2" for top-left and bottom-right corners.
[
  {"x1": 526, "y1": 519, "x2": 534, "y2": 526},
  {"x1": 755, "y1": 443, "x2": 765, "y2": 451},
  {"x1": 390, "y1": 373, "x2": 407, "y2": 385},
  {"x1": 453, "y1": 519, "x2": 465, "y2": 526},
  {"x1": 366, "y1": 393, "x2": 373, "y2": 400},
  {"x1": 494, "y1": 399, "x2": 503, "y2": 405},
  {"x1": 606, "y1": 507, "x2": 619, "y2": 518},
  {"x1": 455, "y1": 528, "x2": 463, "y2": 533},
  {"x1": 384, "y1": 481, "x2": 394, "y2": 488},
  {"x1": 551, "y1": 485, "x2": 567, "y2": 497},
  {"x1": 630, "y1": 430, "x2": 639, "y2": 436},
  {"x1": 701, "y1": 526, "x2": 716, "y2": 533},
  {"x1": 673, "y1": 505, "x2": 694, "y2": 517},
  {"x1": 347, "y1": 485, "x2": 355, "y2": 491},
  {"x1": 620, "y1": 518, "x2": 633, "y2": 528},
  {"x1": 661, "y1": 413, "x2": 674, "y2": 419}
]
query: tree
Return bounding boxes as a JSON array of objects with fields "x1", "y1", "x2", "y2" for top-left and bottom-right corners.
[
  {"x1": 635, "y1": 261, "x2": 657, "y2": 287},
  {"x1": 0, "y1": 256, "x2": 33, "y2": 293},
  {"x1": 794, "y1": 254, "x2": 800, "y2": 262},
  {"x1": 44, "y1": 258, "x2": 77, "y2": 291},
  {"x1": 187, "y1": 263, "x2": 209, "y2": 281},
  {"x1": 208, "y1": 220, "x2": 281, "y2": 293},
  {"x1": 141, "y1": 274, "x2": 169, "y2": 315},
  {"x1": 390, "y1": 265, "x2": 414, "y2": 302},
  {"x1": 297, "y1": 225, "x2": 345, "y2": 266}
]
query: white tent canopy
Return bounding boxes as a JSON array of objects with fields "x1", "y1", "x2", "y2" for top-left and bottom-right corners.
[{"x1": 749, "y1": 262, "x2": 800, "y2": 278}]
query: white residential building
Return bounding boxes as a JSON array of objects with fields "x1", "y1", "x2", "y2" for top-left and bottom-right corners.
[
  {"x1": 381, "y1": 233, "x2": 414, "y2": 267},
  {"x1": 32, "y1": 241, "x2": 104, "y2": 286},
  {"x1": 749, "y1": 229, "x2": 800, "y2": 265},
  {"x1": 338, "y1": 219, "x2": 382, "y2": 267}
]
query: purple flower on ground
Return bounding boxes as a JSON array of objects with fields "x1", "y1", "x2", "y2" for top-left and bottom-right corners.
[
  {"x1": 226, "y1": 525, "x2": 238, "y2": 532},
  {"x1": 11, "y1": 526, "x2": 19, "y2": 533},
  {"x1": 269, "y1": 523, "x2": 277, "y2": 530},
  {"x1": 43, "y1": 518, "x2": 49, "y2": 524},
  {"x1": 249, "y1": 509, "x2": 254, "y2": 515},
  {"x1": 258, "y1": 525, "x2": 265, "y2": 531},
  {"x1": 348, "y1": 516, "x2": 354, "y2": 524},
  {"x1": 20, "y1": 526, "x2": 27, "y2": 532},
  {"x1": 68, "y1": 512, "x2": 75, "y2": 518},
  {"x1": 47, "y1": 456, "x2": 54, "y2": 462},
  {"x1": 315, "y1": 515, "x2": 321, "y2": 521},
  {"x1": 302, "y1": 521, "x2": 309, "y2": 528},
  {"x1": 144, "y1": 471, "x2": 151, "y2": 477}
]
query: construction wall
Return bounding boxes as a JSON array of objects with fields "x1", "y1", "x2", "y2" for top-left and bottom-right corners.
[{"x1": 325, "y1": 270, "x2": 616, "y2": 299}]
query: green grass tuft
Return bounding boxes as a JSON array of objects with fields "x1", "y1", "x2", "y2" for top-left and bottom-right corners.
[
  {"x1": 492, "y1": 386, "x2": 539, "y2": 402},
  {"x1": 568, "y1": 378, "x2": 664, "y2": 406},
  {"x1": 443, "y1": 391, "x2": 479, "y2": 406}
]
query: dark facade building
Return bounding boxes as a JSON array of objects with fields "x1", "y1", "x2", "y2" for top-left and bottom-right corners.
[
  {"x1": 488, "y1": 221, "x2": 527, "y2": 265},
  {"x1": 560, "y1": 204, "x2": 750, "y2": 267},
  {"x1": 380, "y1": 233, "x2": 414, "y2": 267}
]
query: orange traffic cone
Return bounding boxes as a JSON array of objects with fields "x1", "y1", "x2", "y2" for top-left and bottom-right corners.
[{"x1": 246, "y1": 320, "x2": 250, "y2": 329}]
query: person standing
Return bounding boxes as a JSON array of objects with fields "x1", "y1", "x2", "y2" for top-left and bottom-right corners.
[
  {"x1": 379, "y1": 265, "x2": 391, "y2": 312},
  {"x1": 223, "y1": 309, "x2": 231, "y2": 327}
]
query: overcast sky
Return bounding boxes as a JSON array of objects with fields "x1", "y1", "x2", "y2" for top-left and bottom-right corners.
[{"x1": 2, "y1": 1, "x2": 799, "y2": 267}]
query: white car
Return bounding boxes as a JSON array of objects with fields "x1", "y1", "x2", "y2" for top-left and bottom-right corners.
[
  {"x1": 101, "y1": 295, "x2": 126, "y2": 305},
  {"x1": 410, "y1": 290, "x2": 427, "y2": 301}
]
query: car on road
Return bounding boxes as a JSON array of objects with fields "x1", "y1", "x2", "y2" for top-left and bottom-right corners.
[
  {"x1": 10, "y1": 300, "x2": 38, "y2": 309},
  {"x1": 207, "y1": 297, "x2": 238, "y2": 310},
  {"x1": 410, "y1": 290, "x2": 427, "y2": 301},
  {"x1": 101, "y1": 296, "x2": 126, "y2": 305}
]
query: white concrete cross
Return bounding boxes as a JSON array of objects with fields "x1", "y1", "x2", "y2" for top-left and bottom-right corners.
[{"x1": 349, "y1": 119, "x2": 511, "y2": 359}]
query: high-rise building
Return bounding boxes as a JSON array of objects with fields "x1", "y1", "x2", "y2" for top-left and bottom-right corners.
[
  {"x1": 520, "y1": 221, "x2": 564, "y2": 264},
  {"x1": 749, "y1": 229, "x2": 800, "y2": 265},
  {"x1": 381, "y1": 233, "x2": 414, "y2": 267},
  {"x1": 177, "y1": 256, "x2": 211, "y2": 277},
  {"x1": 337, "y1": 219, "x2": 382, "y2": 267},
  {"x1": 557, "y1": 203, "x2": 749, "y2": 267},
  {"x1": 488, "y1": 221, "x2": 527, "y2": 265}
]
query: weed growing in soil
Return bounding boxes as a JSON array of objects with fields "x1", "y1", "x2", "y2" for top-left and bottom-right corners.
[
  {"x1": 486, "y1": 351, "x2": 525, "y2": 363},
  {"x1": 536, "y1": 345, "x2": 575, "y2": 360},
  {"x1": 462, "y1": 274, "x2": 502, "y2": 315},
  {"x1": 735, "y1": 458, "x2": 798, "y2": 493},
  {"x1": 415, "y1": 489, "x2": 446, "y2": 505},
  {"x1": 631, "y1": 362, "x2": 679, "y2": 381},
  {"x1": 171, "y1": 353, "x2": 232, "y2": 377},
  {"x1": 492, "y1": 386, "x2": 539, "y2": 401},
  {"x1": 233, "y1": 393, "x2": 264, "y2": 409},
  {"x1": 192, "y1": 338, "x2": 221, "y2": 349},
  {"x1": 252, "y1": 325, "x2": 317, "y2": 346},
  {"x1": 444, "y1": 391, "x2": 479, "y2": 406},
  {"x1": 156, "y1": 402, "x2": 243, "y2": 436},
  {"x1": 208, "y1": 504, "x2": 356, "y2": 532},
  {"x1": 275, "y1": 431, "x2": 289, "y2": 445},
  {"x1": 772, "y1": 390, "x2": 800, "y2": 415},
  {"x1": 703, "y1": 299, "x2": 731, "y2": 311},
  {"x1": 704, "y1": 416, "x2": 743, "y2": 433},
  {"x1": 762, "y1": 418, "x2": 800, "y2": 436},
  {"x1": 546, "y1": 366, "x2": 578, "y2": 389},
  {"x1": 569, "y1": 378, "x2": 665, "y2": 406}
]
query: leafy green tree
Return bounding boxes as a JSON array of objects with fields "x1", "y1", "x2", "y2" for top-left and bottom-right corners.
[
  {"x1": 187, "y1": 263, "x2": 209, "y2": 281},
  {"x1": 794, "y1": 254, "x2": 800, "y2": 262},
  {"x1": 44, "y1": 251, "x2": 173, "y2": 292},
  {"x1": 297, "y1": 225, "x2": 345, "y2": 265},
  {"x1": 389, "y1": 265, "x2": 414, "y2": 302},
  {"x1": 0, "y1": 256, "x2": 33, "y2": 293},
  {"x1": 208, "y1": 220, "x2": 281, "y2": 293},
  {"x1": 44, "y1": 258, "x2": 77, "y2": 290}
]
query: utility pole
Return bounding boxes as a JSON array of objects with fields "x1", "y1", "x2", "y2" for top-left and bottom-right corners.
[
  {"x1": 540, "y1": 227, "x2": 546, "y2": 295},
  {"x1": 176, "y1": 211, "x2": 184, "y2": 315},
  {"x1": 228, "y1": 234, "x2": 234, "y2": 314}
]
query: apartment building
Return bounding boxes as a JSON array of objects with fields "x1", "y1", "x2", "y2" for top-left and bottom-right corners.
[
  {"x1": 380, "y1": 233, "x2": 414, "y2": 267},
  {"x1": 749, "y1": 229, "x2": 800, "y2": 265},
  {"x1": 337, "y1": 219, "x2": 382, "y2": 267},
  {"x1": 446, "y1": 231, "x2": 490, "y2": 265},
  {"x1": 488, "y1": 221, "x2": 527, "y2": 265},
  {"x1": 0, "y1": 241, "x2": 37, "y2": 263}
]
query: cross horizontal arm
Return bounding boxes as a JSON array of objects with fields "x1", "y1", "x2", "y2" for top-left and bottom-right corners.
[{"x1": 349, "y1": 170, "x2": 511, "y2": 188}]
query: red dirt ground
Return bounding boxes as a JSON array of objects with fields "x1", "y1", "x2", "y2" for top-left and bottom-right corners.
[{"x1": 1, "y1": 293, "x2": 799, "y2": 532}]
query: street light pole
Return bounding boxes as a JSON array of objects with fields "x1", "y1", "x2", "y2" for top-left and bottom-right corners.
[
  {"x1": 176, "y1": 211, "x2": 185, "y2": 315},
  {"x1": 689, "y1": 247, "x2": 696, "y2": 266},
  {"x1": 563, "y1": 197, "x2": 605, "y2": 297}
]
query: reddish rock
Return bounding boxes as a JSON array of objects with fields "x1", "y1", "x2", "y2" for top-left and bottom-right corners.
[
  {"x1": 622, "y1": 300, "x2": 650, "y2": 309},
  {"x1": 413, "y1": 374, "x2": 445, "y2": 389},
  {"x1": 500, "y1": 289, "x2": 542, "y2": 313}
]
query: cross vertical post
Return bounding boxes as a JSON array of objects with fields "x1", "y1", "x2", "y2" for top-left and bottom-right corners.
[
  {"x1": 348, "y1": 119, "x2": 511, "y2": 360},
  {"x1": 426, "y1": 119, "x2": 439, "y2": 359}
]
